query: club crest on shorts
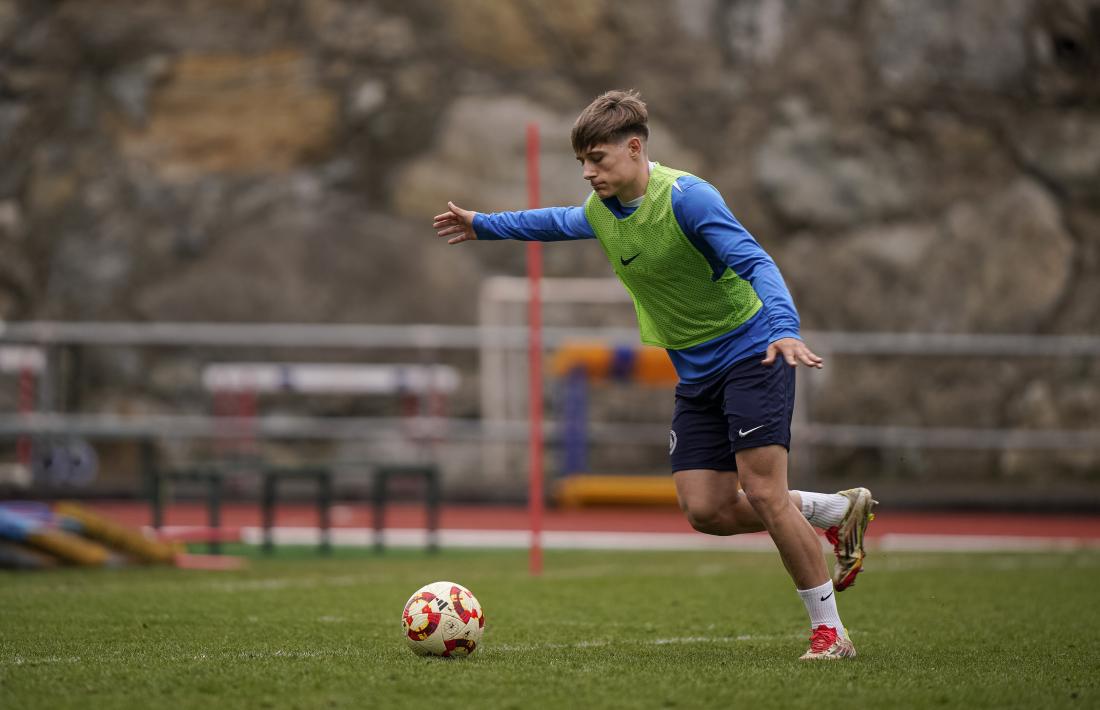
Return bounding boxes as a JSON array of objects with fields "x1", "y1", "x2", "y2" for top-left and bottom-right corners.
[{"x1": 669, "y1": 429, "x2": 678, "y2": 454}]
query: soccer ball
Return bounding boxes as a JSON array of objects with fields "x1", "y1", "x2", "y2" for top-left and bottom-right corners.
[{"x1": 401, "y1": 581, "x2": 485, "y2": 657}]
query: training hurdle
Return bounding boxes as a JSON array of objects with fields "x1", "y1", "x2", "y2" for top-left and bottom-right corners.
[
  {"x1": 149, "y1": 466, "x2": 231, "y2": 555},
  {"x1": 372, "y1": 463, "x2": 440, "y2": 553},
  {"x1": 150, "y1": 461, "x2": 442, "y2": 555},
  {"x1": 194, "y1": 362, "x2": 453, "y2": 552},
  {"x1": 261, "y1": 465, "x2": 333, "y2": 555},
  {"x1": 552, "y1": 342, "x2": 680, "y2": 507},
  {"x1": 258, "y1": 461, "x2": 441, "y2": 554}
]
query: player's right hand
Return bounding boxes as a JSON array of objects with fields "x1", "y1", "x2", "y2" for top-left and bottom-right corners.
[{"x1": 433, "y1": 202, "x2": 479, "y2": 244}]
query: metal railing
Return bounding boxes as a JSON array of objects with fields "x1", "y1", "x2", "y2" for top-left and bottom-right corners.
[
  {"x1": 3, "y1": 320, "x2": 1098, "y2": 442},
  {"x1": 1, "y1": 321, "x2": 1098, "y2": 503}
]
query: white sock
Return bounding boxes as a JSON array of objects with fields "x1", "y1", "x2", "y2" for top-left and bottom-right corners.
[
  {"x1": 797, "y1": 580, "x2": 846, "y2": 636},
  {"x1": 795, "y1": 491, "x2": 850, "y2": 528}
]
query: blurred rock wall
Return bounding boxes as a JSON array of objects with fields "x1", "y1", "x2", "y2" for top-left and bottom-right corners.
[{"x1": 1, "y1": 0, "x2": 1098, "y2": 501}]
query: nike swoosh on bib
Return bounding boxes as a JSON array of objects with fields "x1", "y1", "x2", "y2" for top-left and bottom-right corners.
[{"x1": 620, "y1": 253, "x2": 641, "y2": 266}]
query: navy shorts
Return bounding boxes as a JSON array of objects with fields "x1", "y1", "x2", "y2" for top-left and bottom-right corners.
[{"x1": 669, "y1": 353, "x2": 796, "y2": 473}]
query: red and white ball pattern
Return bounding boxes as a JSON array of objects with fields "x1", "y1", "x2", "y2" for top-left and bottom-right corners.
[{"x1": 402, "y1": 581, "x2": 485, "y2": 657}]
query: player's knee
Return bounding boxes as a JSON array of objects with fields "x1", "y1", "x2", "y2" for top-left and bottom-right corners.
[
  {"x1": 681, "y1": 501, "x2": 729, "y2": 536},
  {"x1": 741, "y1": 483, "x2": 785, "y2": 520}
]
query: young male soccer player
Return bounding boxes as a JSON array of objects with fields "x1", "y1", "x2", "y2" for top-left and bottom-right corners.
[{"x1": 433, "y1": 90, "x2": 876, "y2": 660}]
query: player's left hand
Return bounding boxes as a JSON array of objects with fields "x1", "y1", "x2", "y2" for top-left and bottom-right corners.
[{"x1": 762, "y1": 337, "x2": 823, "y2": 368}]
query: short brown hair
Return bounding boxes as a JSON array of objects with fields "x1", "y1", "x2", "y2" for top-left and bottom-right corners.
[{"x1": 571, "y1": 89, "x2": 649, "y2": 154}]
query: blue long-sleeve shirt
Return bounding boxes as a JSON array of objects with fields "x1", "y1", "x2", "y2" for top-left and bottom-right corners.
[{"x1": 472, "y1": 172, "x2": 801, "y2": 383}]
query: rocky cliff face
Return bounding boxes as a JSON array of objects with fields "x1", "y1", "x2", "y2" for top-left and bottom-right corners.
[{"x1": 1, "y1": 0, "x2": 1098, "y2": 498}]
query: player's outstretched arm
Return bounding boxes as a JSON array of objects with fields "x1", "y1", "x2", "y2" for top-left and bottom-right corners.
[
  {"x1": 762, "y1": 337, "x2": 824, "y2": 369},
  {"x1": 433, "y1": 201, "x2": 479, "y2": 245}
]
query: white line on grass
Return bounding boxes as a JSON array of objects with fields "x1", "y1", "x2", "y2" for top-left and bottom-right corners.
[
  {"x1": 872, "y1": 552, "x2": 1100, "y2": 572},
  {"x1": 2, "y1": 656, "x2": 82, "y2": 666},
  {"x1": 236, "y1": 526, "x2": 1100, "y2": 553},
  {"x1": 236, "y1": 649, "x2": 359, "y2": 660},
  {"x1": 203, "y1": 574, "x2": 376, "y2": 593},
  {"x1": 489, "y1": 634, "x2": 796, "y2": 653},
  {"x1": 1, "y1": 649, "x2": 367, "y2": 667}
]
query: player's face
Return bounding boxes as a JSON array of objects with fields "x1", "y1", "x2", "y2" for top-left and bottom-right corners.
[{"x1": 576, "y1": 137, "x2": 645, "y2": 201}]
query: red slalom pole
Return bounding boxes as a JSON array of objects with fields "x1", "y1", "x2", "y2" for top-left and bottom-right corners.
[{"x1": 526, "y1": 122, "x2": 544, "y2": 576}]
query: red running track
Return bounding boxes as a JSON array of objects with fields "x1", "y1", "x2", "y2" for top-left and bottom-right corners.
[{"x1": 83, "y1": 501, "x2": 1100, "y2": 540}]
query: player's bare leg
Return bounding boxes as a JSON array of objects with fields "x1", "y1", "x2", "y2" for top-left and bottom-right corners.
[
  {"x1": 676, "y1": 469, "x2": 815, "y2": 535},
  {"x1": 674, "y1": 469, "x2": 876, "y2": 591},
  {"x1": 734, "y1": 446, "x2": 828, "y2": 588},
  {"x1": 673, "y1": 468, "x2": 764, "y2": 535},
  {"x1": 734, "y1": 444, "x2": 855, "y2": 660}
]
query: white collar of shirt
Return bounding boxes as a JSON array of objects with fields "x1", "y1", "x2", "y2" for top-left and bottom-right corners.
[{"x1": 618, "y1": 162, "x2": 657, "y2": 209}]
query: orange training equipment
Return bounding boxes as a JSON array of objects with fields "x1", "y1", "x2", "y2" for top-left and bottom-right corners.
[
  {"x1": 25, "y1": 528, "x2": 111, "y2": 566},
  {"x1": 550, "y1": 342, "x2": 677, "y2": 385},
  {"x1": 54, "y1": 502, "x2": 179, "y2": 564}
]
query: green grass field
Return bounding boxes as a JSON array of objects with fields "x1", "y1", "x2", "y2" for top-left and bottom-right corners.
[{"x1": 2, "y1": 547, "x2": 1098, "y2": 709}]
